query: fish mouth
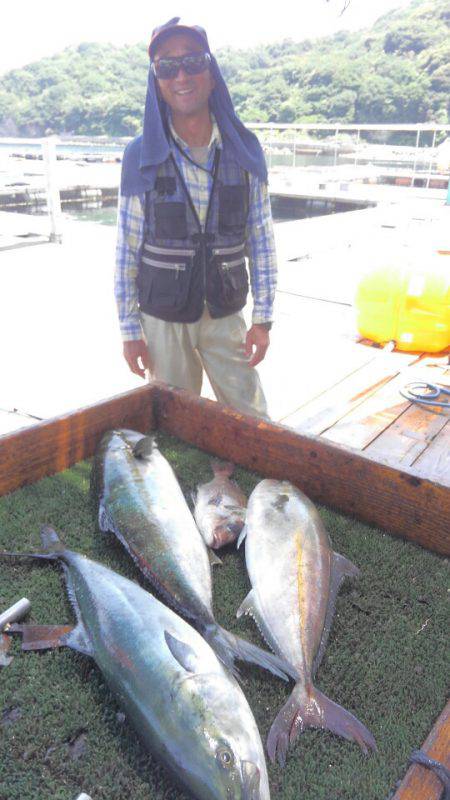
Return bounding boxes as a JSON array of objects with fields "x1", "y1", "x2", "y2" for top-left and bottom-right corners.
[
  {"x1": 241, "y1": 760, "x2": 261, "y2": 800},
  {"x1": 213, "y1": 521, "x2": 244, "y2": 548}
]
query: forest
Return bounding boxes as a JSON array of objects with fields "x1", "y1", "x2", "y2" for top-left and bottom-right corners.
[{"x1": 1, "y1": 0, "x2": 449, "y2": 136}]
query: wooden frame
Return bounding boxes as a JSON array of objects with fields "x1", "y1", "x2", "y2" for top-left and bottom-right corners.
[
  {"x1": 392, "y1": 701, "x2": 450, "y2": 800},
  {"x1": 0, "y1": 382, "x2": 448, "y2": 799},
  {"x1": 1, "y1": 382, "x2": 448, "y2": 556}
]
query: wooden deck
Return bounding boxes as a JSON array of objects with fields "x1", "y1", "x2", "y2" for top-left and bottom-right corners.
[{"x1": 281, "y1": 343, "x2": 449, "y2": 488}]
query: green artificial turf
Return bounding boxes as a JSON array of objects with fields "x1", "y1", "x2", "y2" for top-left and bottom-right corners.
[{"x1": 0, "y1": 431, "x2": 448, "y2": 800}]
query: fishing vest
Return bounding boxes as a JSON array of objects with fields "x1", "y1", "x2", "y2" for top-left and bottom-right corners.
[{"x1": 138, "y1": 142, "x2": 250, "y2": 323}]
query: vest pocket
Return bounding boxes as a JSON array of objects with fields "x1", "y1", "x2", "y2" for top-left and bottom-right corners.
[
  {"x1": 218, "y1": 186, "x2": 248, "y2": 236},
  {"x1": 154, "y1": 202, "x2": 188, "y2": 239},
  {"x1": 216, "y1": 256, "x2": 249, "y2": 306},
  {"x1": 138, "y1": 251, "x2": 194, "y2": 312}
]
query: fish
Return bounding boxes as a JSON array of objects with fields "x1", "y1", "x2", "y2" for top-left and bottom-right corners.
[
  {"x1": 1, "y1": 526, "x2": 270, "y2": 800},
  {"x1": 237, "y1": 479, "x2": 377, "y2": 766},
  {"x1": 193, "y1": 460, "x2": 247, "y2": 549},
  {"x1": 91, "y1": 429, "x2": 292, "y2": 681}
]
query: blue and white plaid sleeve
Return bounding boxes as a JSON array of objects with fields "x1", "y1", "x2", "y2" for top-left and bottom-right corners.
[
  {"x1": 246, "y1": 177, "x2": 278, "y2": 325},
  {"x1": 114, "y1": 192, "x2": 146, "y2": 341}
]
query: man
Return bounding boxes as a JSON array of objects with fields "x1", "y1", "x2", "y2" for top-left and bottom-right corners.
[{"x1": 115, "y1": 18, "x2": 277, "y2": 417}]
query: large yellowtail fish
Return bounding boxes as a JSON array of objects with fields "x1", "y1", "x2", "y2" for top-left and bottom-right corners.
[
  {"x1": 1, "y1": 527, "x2": 270, "y2": 800},
  {"x1": 237, "y1": 480, "x2": 377, "y2": 766}
]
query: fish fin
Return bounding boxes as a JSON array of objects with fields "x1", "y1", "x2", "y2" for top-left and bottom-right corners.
[
  {"x1": 333, "y1": 551, "x2": 360, "y2": 580},
  {"x1": 132, "y1": 434, "x2": 156, "y2": 460},
  {"x1": 0, "y1": 549, "x2": 58, "y2": 563},
  {"x1": 236, "y1": 524, "x2": 247, "y2": 549},
  {"x1": 206, "y1": 625, "x2": 296, "y2": 682},
  {"x1": 190, "y1": 490, "x2": 197, "y2": 507},
  {"x1": 63, "y1": 621, "x2": 93, "y2": 656},
  {"x1": 40, "y1": 525, "x2": 65, "y2": 553},
  {"x1": 241, "y1": 760, "x2": 261, "y2": 800},
  {"x1": 236, "y1": 590, "x2": 256, "y2": 619},
  {"x1": 98, "y1": 501, "x2": 114, "y2": 534},
  {"x1": 409, "y1": 750, "x2": 450, "y2": 799},
  {"x1": 211, "y1": 459, "x2": 234, "y2": 478},
  {"x1": 267, "y1": 683, "x2": 376, "y2": 767},
  {"x1": 312, "y1": 550, "x2": 360, "y2": 677},
  {"x1": 0, "y1": 525, "x2": 63, "y2": 562},
  {"x1": 208, "y1": 549, "x2": 223, "y2": 567},
  {"x1": 164, "y1": 631, "x2": 199, "y2": 673},
  {"x1": 7, "y1": 623, "x2": 74, "y2": 651}
]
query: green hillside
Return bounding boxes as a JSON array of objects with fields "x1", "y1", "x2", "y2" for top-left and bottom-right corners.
[{"x1": 1, "y1": 0, "x2": 449, "y2": 136}]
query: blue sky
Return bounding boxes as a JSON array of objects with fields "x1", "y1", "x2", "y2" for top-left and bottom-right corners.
[{"x1": 2, "y1": 0, "x2": 413, "y2": 75}]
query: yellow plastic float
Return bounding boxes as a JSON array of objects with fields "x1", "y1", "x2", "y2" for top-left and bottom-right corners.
[{"x1": 354, "y1": 250, "x2": 450, "y2": 352}]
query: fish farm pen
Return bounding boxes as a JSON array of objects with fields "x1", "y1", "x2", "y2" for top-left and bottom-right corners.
[{"x1": 0, "y1": 383, "x2": 448, "y2": 800}]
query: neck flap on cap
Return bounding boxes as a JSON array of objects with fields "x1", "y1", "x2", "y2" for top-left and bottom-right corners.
[{"x1": 121, "y1": 54, "x2": 268, "y2": 195}]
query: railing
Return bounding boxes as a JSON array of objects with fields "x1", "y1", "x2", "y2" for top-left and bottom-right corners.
[{"x1": 246, "y1": 123, "x2": 450, "y2": 189}]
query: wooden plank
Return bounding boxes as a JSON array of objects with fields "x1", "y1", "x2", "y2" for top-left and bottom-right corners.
[
  {"x1": 410, "y1": 421, "x2": 450, "y2": 487},
  {"x1": 366, "y1": 406, "x2": 450, "y2": 470},
  {"x1": 362, "y1": 356, "x2": 450, "y2": 473},
  {"x1": 150, "y1": 382, "x2": 450, "y2": 555},
  {"x1": 0, "y1": 385, "x2": 154, "y2": 496},
  {"x1": 323, "y1": 355, "x2": 448, "y2": 450},
  {"x1": 274, "y1": 340, "x2": 382, "y2": 423},
  {"x1": 323, "y1": 369, "x2": 411, "y2": 449},
  {"x1": 284, "y1": 349, "x2": 420, "y2": 434},
  {"x1": 392, "y1": 701, "x2": 450, "y2": 800}
]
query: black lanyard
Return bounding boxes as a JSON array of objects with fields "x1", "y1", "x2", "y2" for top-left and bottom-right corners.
[{"x1": 169, "y1": 132, "x2": 218, "y2": 177}]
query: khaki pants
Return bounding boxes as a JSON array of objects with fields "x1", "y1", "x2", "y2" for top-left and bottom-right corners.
[{"x1": 140, "y1": 308, "x2": 268, "y2": 418}]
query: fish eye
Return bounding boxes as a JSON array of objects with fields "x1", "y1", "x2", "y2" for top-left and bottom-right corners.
[{"x1": 216, "y1": 746, "x2": 234, "y2": 769}]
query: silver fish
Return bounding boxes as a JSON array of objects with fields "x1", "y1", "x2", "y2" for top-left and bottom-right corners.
[
  {"x1": 194, "y1": 460, "x2": 247, "y2": 549},
  {"x1": 237, "y1": 479, "x2": 377, "y2": 766},
  {"x1": 1, "y1": 527, "x2": 270, "y2": 800}
]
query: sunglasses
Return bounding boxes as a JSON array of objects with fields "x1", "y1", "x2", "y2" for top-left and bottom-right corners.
[{"x1": 152, "y1": 52, "x2": 211, "y2": 80}]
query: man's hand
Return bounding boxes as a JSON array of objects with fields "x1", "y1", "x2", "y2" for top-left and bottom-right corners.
[
  {"x1": 123, "y1": 339, "x2": 151, "y2": 379},
  {"x1": 244, "y1": 324, "x2": 270, "y2": 368}
]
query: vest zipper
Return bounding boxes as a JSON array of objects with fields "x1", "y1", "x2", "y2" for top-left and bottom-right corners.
[
  {"x1": 141, "y1": 256, "x2": 186, "y2": 276},
  {"x1": 144, "y1": 243, "x2": 195, "y2": 257},
  {"x1": 212, "y1": 244, "x2": 245, "y2": 257},
  {"x1": 219, "y1": 258, "x2": 245, "y2": 270},
  {"x1": 169, "y1": 149, "x2": 222, "y2": 301}
]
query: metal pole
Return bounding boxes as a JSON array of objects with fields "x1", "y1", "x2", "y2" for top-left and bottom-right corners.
[
  {"x1": 41, "y1": 136, "x2": 63, "y2": 243},
  {"x1": 292, "y1": 133, "x2": 296, "y2": 168},
  {"x1": 426, "y1": 129, "x2": 437, "y2": 189},
  {"x1": 334, "y1": 127, "x2": 339, "y2": 168},
  {"x1": 353, "y1": 128, "x2": 360, "y2": 169},
  {"x1": 0, "y1": 598, "x2": 31, "y2": 630},
  {"x1": 411, "y1": 129, "x2": 420, "y2": 188}
]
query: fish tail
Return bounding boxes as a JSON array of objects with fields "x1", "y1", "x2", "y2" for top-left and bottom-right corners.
[
  {"x1": 267, "y1": 682, "x2": 377, "y2": 767},
  {"x1": 0, "y1": 525, "x2": 65, "y2": 563},
  {"x1": 211, "y1": 459, "x2": 235, "y2": 478},
  {"x1": 206, "y1": 625, "x2": 296, "y2": 682}
]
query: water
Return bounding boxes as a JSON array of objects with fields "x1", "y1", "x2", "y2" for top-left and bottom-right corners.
[
  {"x1": 64, "y1": 202, "x2": 321, "y2": 226},
  {"x1": 65, "y1": 206, "x2": 118, "y2": 225},
  {"x1": 0, "y1": 140, "x2": 125, "y2": 157}
]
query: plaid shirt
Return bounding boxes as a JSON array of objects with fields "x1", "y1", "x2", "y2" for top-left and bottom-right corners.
[{"x1": 115, "y1": 117, "x2": 277, "y2": 341}]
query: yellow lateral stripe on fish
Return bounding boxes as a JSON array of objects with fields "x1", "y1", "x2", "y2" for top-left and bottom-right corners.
[{"x1": 296, "y1": 529, "x2": 308, "y2": 664}]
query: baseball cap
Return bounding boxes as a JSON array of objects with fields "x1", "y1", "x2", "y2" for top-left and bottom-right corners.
[{"x1": 148, "y1": 17, "x2": 210, "y2": 59}]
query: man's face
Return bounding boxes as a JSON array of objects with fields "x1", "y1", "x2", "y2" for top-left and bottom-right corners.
[{"x1": 153, "y1": 32, "x2": 215, "y2": 118}]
